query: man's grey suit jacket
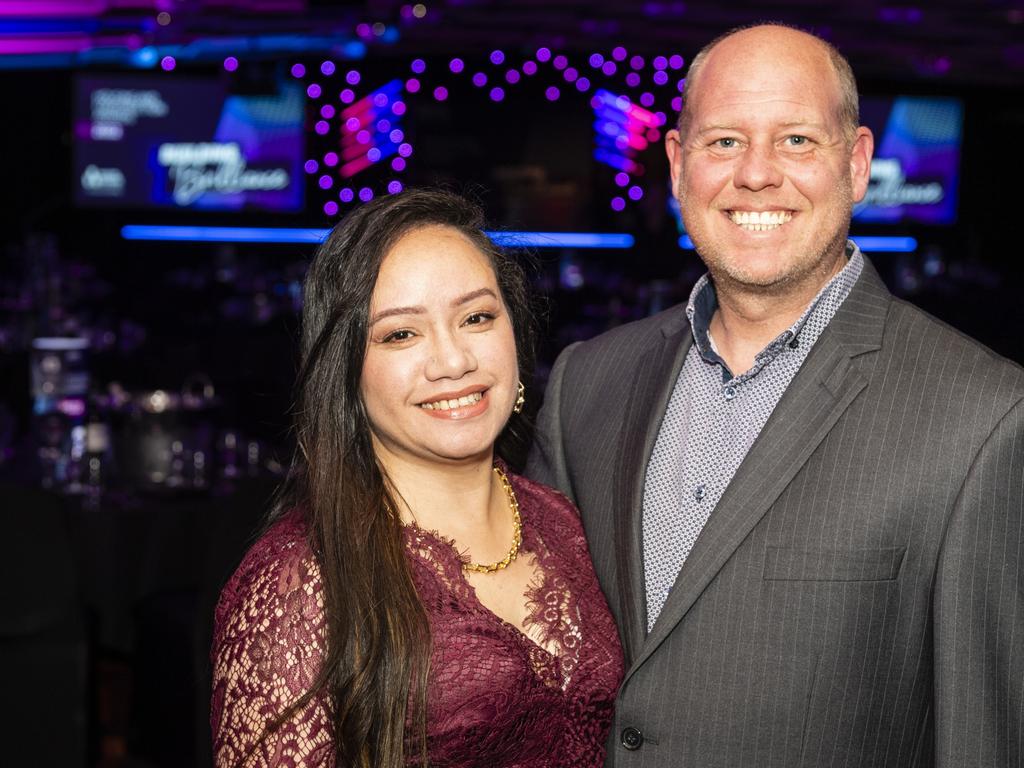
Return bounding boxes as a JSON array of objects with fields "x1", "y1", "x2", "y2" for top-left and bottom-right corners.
[{"x1": 527, "y1": 257, "x2": 1024, "y2": 768}]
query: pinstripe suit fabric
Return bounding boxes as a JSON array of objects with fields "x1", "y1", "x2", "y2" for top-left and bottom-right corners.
[{"x1": 526, "y1": 257, "x2": 1024, "y2": 768}]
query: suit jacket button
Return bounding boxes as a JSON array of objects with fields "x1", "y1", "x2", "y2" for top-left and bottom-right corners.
[{"x1": 621, "y1": 726, "x2": 644, "y2": 751}]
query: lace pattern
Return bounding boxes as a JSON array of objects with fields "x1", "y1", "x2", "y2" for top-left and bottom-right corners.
[{"x1": 211, "y1": 472, "x2": 624, "y2": 767}]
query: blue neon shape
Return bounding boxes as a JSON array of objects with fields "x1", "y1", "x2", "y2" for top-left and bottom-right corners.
[
  {"x1": 121, "y1": 225, "x2": 635, "y2": 249},
  {"x1": 677, "y1": 234, "x2": 918, "y2": 253}
]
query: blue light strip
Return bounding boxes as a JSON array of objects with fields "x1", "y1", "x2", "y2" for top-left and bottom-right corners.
[
  {"x1": 121, "y1": 225, "x2": 636, "y2": 249},
  {"x1": 678, "y1": 234, "x2": 918, "y2": 253}
]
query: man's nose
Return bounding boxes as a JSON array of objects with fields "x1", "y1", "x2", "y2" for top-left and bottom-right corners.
[{"x1": 732, "y1": 142, "x2": 784, "y2": 191}]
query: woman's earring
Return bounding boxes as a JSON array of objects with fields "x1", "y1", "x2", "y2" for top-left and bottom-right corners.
[{"x1": 512, "y1": 381, "x2": 525, "y2": 414}]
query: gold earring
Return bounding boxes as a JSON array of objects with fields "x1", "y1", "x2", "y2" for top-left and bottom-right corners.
[{"x1": 512, "y1": 381, "x2": 525, "y2": 414}]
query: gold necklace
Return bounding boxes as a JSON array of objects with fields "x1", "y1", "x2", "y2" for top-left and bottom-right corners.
[{"x1": 462, "y1": 465, "x2": 522, "y2": 574}]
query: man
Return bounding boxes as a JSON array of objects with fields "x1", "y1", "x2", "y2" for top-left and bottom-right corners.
[{"x1": 527, "y1": 23, "x2": 1024, "y2": 768}]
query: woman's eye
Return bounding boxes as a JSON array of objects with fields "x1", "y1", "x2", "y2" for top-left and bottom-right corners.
[
  {"x1": 464, "y1": 312, "x2": 496, "y2": 326},
  {"x1": 381, "y1": 329, "x2": 415, "y2": 343}
]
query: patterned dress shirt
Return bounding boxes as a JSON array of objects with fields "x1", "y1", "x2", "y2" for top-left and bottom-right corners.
[{"x1": 642, "y1": 243, "x2": 865, "y2": 631}]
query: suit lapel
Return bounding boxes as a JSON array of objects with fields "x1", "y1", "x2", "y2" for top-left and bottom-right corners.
[
  {"x1": 613, "y1": 315, "x2": 693, "y2": 663},
  {"x1": 626, "y1": 257, "x2": 892, "y2": 677}
]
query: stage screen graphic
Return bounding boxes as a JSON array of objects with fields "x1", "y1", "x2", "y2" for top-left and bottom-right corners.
[
  {"x1": 855, "y1": 95, "x2": 962, "y2": 225},
  {"x1": 73, "y1": 74, "x2": 304, "y2": 212}
]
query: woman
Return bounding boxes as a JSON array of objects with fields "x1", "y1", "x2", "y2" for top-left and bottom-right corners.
[{"x1": 210, "y1": 189, "x2": 624, "y2": 767}]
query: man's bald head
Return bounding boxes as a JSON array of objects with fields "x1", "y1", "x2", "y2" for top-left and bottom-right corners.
[{"x1": 677, "y1": 23, "x2": 860, "y2": 145}]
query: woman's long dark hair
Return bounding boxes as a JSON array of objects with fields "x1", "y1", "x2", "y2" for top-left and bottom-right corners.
[{"x1": 266, "y1": 188, "x2": 536, "y2": 767}]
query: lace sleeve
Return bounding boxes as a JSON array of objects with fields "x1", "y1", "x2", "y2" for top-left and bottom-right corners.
[{"x1": 210, "y1": 520, "x2": 335, "y2": 767}]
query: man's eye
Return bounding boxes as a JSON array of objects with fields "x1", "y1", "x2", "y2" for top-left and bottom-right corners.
[
  {"x1": 714, "y1": 138, "x2": 737, "y2": 149},
  {"x1": 786, "y1": 135, "x2": 809, "y2": 146},
  {"x1": 381, "y1": 329, "x2": 414, "y2": 343}
]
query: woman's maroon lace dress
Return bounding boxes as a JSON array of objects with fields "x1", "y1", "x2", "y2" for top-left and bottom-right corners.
[{"x1": 210, "y1": 471, "x2": 625, "y2": 767}]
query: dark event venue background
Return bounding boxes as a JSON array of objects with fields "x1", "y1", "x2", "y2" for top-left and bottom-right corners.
[{"x1": 1, "y1": 1, "x2": 1022, "y2": 766}]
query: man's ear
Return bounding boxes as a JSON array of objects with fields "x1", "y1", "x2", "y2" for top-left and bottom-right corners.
[
  {"x1": 849, "y1": 126, "x2": 874, "y2": 203},
  {"x1": 666, "y1": 128, "x2": 684, "y2": 193}
]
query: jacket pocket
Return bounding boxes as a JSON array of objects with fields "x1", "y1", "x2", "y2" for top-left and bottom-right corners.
[{"x1": 763, "y1": 546, "x2": 906, "y2": 582}]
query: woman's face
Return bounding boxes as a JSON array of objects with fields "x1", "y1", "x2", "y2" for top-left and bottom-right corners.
[{"x1": 360, "y1": 225, "x2": 519, "y2": 472}]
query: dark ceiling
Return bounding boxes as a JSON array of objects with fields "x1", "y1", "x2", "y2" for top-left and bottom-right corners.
[{"x1": 3, "y1": 1, "x2": 1022, "y2": 88}]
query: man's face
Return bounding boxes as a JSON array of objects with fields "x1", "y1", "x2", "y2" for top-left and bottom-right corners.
[{"x1": 666, "y1": 27, "x2": 873, "y2": 299}]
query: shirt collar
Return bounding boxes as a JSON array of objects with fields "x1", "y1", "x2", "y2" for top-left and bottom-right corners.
[{"x1": 685, "y1": 240, "x2": 864, "y2": 372}]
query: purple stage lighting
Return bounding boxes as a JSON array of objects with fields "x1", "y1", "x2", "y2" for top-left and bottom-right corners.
[
  {"x1": 602, "y1": 61, "x2": 617, "y2": 76},
  {"x1": 304, "y1": 159, "x2": 319, "y2": 174},
  {"x1": 324, "y1": 201, "x2": 339, "y2": 216},
  {"x1": 630, "y1": 55, "x2": 644, "y2": 70},
  {"x1": 367, "y1": 148, "x2": 381, "y2": 162},
  {"x1": 553, "y1": 55, "x2": 568, "y2": 70},
  {"x1": 340, "y1": 188, "x2": 354, "y2": 202},
  {"x1": 653, "y1": 56, "x2": 668, "y2": 70},
  {"x1": 626, "y1": 73, "x2": 641, "y2": 87},
  {"x1": 671, "y1": 96, "x2": 682, "y2": 111},
  {"x1": 160, "y1": 56, "x2": 175, "y2": 71},
  {"x1": 653, "y1": 71, "x2": 669, "y2": 86},
  {"x1": 391, "y1": 157, "x2": 406, "y2": 171},
  {"x1": 388, "y1": 180, "x2": 403, "y2": 194},
  {"x1": 315, "y1": 120, "x2": 329, "y2": 135},
  {"x1": 405, "y1": 77, "x2": 421, "y2": 92},
  {"x1": 340, "y1": 89, "x2": 355, "y2": 103},
  {"x1": 324, "y1": 152, "x2": 339, "y2": 166},
  {"x1": 589, "y1": 53, "x2": 604, "y2": 68},
  {"x1": 490, "y1": 87, "x2": 505, "y2": 102},
  {"x1": 611, "y1": 197, "x2": 626, "y2": 211},
  {"x1": 307, "y1": 83, "x2": 322, "y2": 98},
  {"x1": 545, "y1": 86, "x2": 560, "y2": 101},
  {"x1": 640, "y1": 92, "x2": 654, "y2": 107},
  {"x1": 291, "y1": 63, "x2": 305, "y2": 78},
  {"x1": 628, "y1": 186, "x2": 643, "y2": 201},
  {"x1": 536, "y1": 47, "x2": 552, "y2": 62},
  {"x1": 398, "y1": 143, "x2": 413, "y2": 157},
  {"x1": 411, "y1": 59, "x2": 426, "y2": 74},
  {"x1": 472, "y1": 72, "x2": 487, "y2": 87},
  {"x1": 223, "y1": 56, "x2": 238, "y2": 72},
  {"x1": 359, "y1": 187, "x2": 374, "y2": 202},
  {"x1": 506, "y1": 69, "x2": 520, "y2": 84},
  {"x1": 389, "y1": 128, "x2": 404, "y2": 142},
  {"x1": 320, "y1": 104, "x2": 335, "y2": 119},
  {"x1": 576, "y1": 78, "x2": 590, "y2": 92},
  {"x1": 321, "y1": 61, "x2": 336, "y2": 76},
  {"x1": 564, "y1": 67, "x2": 578, "y2": 82},
  {"x1": 490, "y1": 50, "x2": 505, "y2": 65},
  {"x1": 376, "y1": 118, "x2": 391, "y2": 133},
  {"x1": 433, "y1": 85, "x2": 448, "y2": 101},
  {"x1": 612, "y1": 47, "x2": 628, "y2": 61},
  {"x1": 392, "y1": 101, "x2": 406, "y2": 115},
  {"x1": 346, "y1": 70, "x2": 361, "y2": 85},
  {"x1": 373, "y1": 92, "x2": 389, "y2": 107},
  {"x1": 669, "y1": 55, "x2": 685, "y2": 70},
  {"x1": 318, "y1": 175, "x2": 333, "y2": 190},
  {"x1": 523, "y1": 61, "x2": 537, "y2": 75},
  {"x1": 615, "y1": 172, "x2": 629, "y2": 187}
]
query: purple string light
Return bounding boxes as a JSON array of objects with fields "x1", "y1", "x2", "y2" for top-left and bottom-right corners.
[
  {"x1": 411, "y1": 59, "x2": 426, "y2": 74},
  {"x1": 450, "y1": 58, "x2": 464, "y2": 73},
  {"x1": 490, "y1": 50, "x2": 505, "y2": 65},
  {"x1": 318, "y1": 175, "x2": 333, "y2": 190},
  {"x1": 612, "y1": 46, "x2": 627, "y2": 61},
  {"x1": 307, "y1": 83, "x2": 322, "y2": 98},
  {"x1": 545, "y1": 86, "x2": 560, "y2": 101},
  {"x1": 346, "y1": 71, "x2": 361, "y2": 85},
  {"x1": 626, "y1": 73, "x2": 641, "y2": 87},
  {"x1": 320, "y1": 104, "x2": 335, "y2": 119},
  {"x1": 536, "y1": 47, "x2": 552, "y2": 62},
  {"x1": 553, "y1": 55, "x2": 568, "y2": 70},
  {"x1": 324, "y1": 201, "x2": 338, "y2": 216},
  {"x1": 321, "y1": 61, "x2": 336, "y2": 76},
  {"x1": 506, "y1": 69, "x2": 520, "y2": 84},
  {"x1": 490, "y1": 87, "x2": 505, "y2": 102},
  {"x1": 388, "y1": 180, "x2": 403, "y2": 194},
  {"x1": 339, "y1": 89, "x2": 355, "y2": 104},
  {"x1": 314, "y1": 120, "x2": 329, "y2": 135},
  {"x1": 340, "y1": 188, "x2": 354, "y2": 203},
  {"x1": 405, "y1": 78, "x2": 421, "y2": 93},
  {"x1": 304, "y1": 159, "x2": 319, "y2": 174},
  {"x1": 223, "y1": 56, "x2": 238, "y2": 72},
  {"x1": 359, "y1": 187, "x2": 374, "y2": 202},
  {"x1": 290, "y1": 63, "x2": 305, "y2": 78},
  {"x1": 472, "y1": 72, "x2": 487, "y2": 87},
  {"x1": 324, "y1": 152, "x2": 339, "y2": 166},
  {"x1": 611, "y1": 197, "x2": 626, "y2": 211},
  {"x1": 160, "y1": 56, "x2": 176, "y2": 71}
]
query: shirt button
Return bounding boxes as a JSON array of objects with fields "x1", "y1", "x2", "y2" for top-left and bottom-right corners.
[
  {"x1": 724, "y1": 385, "x2": 736, "y2": 400},
  {"x1": 694, "y1": 483, "x2": 706, "y2": 502},
  {"x1": 621, "y1": 726, "x2": 644, "y2": 751}
]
